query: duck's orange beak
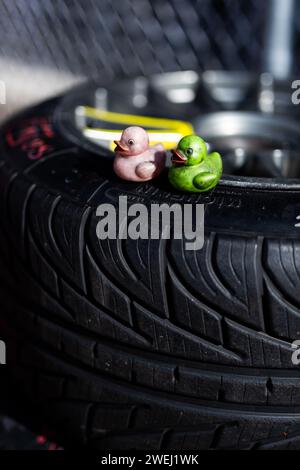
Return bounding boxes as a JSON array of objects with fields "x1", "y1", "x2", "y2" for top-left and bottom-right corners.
[
  {"x1": 171, "y1": 149, "x2": 187, "y2": 165},
  {"x1": 114, "y1": 140, "x2": 130, "y2": 153}
]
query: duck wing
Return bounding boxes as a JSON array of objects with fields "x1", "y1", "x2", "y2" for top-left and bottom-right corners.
[
  {"x1": 135, "y1": 161, "x2": 157, "y2": 179},
  {"x1": 193, "y1": 172, "x2": 217, "y2": 190},
  {"x1": 193, "y1": 152, "x2": 222, "y2": 191}
]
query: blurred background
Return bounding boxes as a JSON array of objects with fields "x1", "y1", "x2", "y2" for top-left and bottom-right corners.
[{"x1": 0, "y1": 0, "x2": 293, "y2": 121}]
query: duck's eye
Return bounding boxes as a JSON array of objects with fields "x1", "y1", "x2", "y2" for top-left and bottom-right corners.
[
  {"x1": 186, "y1": 147, "x2": 193, "y2": 156},
  {"x1": 128, "y1": 139, "x2": 134, "y2": 146}
]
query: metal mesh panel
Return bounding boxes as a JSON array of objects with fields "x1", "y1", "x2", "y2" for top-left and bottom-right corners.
[
  {"x1": 0, "y1": 0, "x2": 267, "y2": 76},
  {"x1": 0, "y1": 0, "x2": 268, "y2": 119}
]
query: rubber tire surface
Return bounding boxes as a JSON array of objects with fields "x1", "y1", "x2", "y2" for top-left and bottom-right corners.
[{"x1": 1, "y1": 91, "x2": 300, "y2": 450}]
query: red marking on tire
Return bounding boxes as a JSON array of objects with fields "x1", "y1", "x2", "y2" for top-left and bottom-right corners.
[{"x1": 5, "y1": 117, "x2": 55, "y2": 160}]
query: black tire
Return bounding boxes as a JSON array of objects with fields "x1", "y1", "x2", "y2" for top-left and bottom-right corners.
[{"x1": 1, "y1": 84, "x2": 300, "y2": 450}]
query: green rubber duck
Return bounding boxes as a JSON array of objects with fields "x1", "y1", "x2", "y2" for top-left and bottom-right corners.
[{"x1": 169, "y1": 135, "x2": 222, "y2": 193}]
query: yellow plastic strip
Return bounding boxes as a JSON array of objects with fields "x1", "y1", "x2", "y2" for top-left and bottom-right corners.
[
  {"x1": 81, "y1": 105, "x2": 194, "y2": 150},
  {"x1": 83, "y1": 106, "x2": 194, "y2": 135},
  {"x1": 84, "y1": 128, "x2": 185, "y2": 150}
]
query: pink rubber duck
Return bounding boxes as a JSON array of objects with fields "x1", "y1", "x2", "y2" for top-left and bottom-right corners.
[{"x1": 113, "y1": 126, "x2": 166, "y2": 182}]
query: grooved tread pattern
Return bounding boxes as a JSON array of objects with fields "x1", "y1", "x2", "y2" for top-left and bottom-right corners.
[{"x1": 1, "y1": 106, "x2": 300, "y2": 450}]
